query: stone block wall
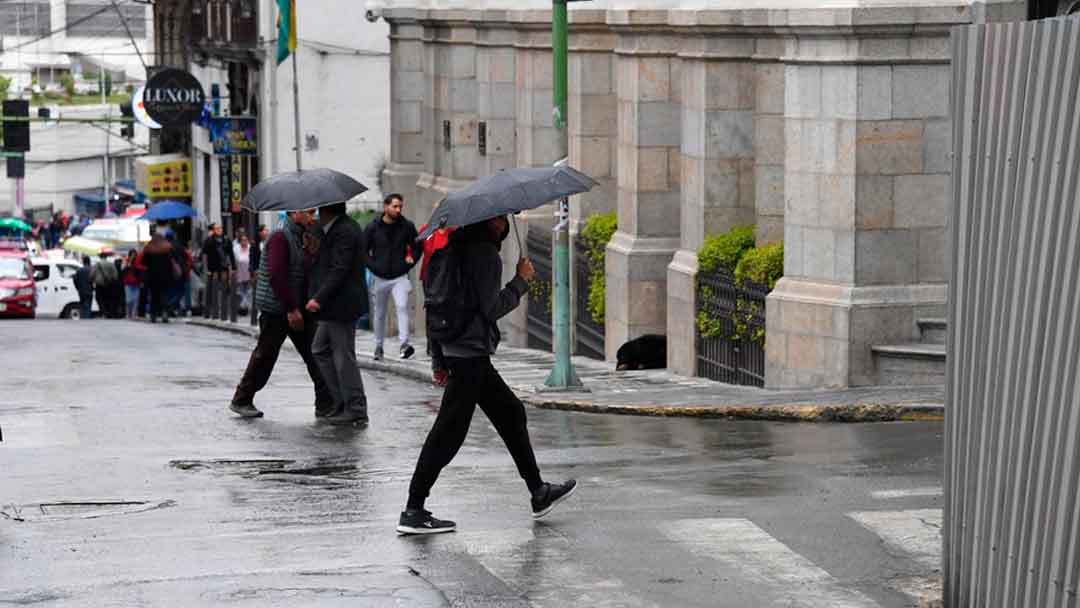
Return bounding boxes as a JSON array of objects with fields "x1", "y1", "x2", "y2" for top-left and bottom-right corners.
[{"x1": 379, "y1": 2, "x2": 1018, "y2": 388}]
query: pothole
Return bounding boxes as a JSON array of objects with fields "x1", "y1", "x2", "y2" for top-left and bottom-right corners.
[
  {"x1": 1, "y1": 499, "x2": 176, "y2": 522},
  {"x1": 169, "y1": 458, "x2": 296, "y2": 473}
]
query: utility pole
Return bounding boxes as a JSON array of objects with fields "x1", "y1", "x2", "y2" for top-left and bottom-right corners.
[
  {"x1": 102, "y1": 51, "x2": 111, "y2": 216},
  {"x1": 543, "y1": 0, "x2": 584, "y2": 390},
  {"x1": 14, "y1": 2, "x2": 25, "y2": 218}
]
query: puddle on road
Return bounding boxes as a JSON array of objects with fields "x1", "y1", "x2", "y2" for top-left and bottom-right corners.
[
  {"x1": 169, "y1": 377, "x2": 223, "y2": 389},
  {"x1": 1, "y1": 499, "x2": 176, "y2": 522},
  {"x1": 169, "y1": 458, "x2": 296, "y2": 473},
  {"x1": 171, "y1": 458, "x2": 405, "y2": 487}
]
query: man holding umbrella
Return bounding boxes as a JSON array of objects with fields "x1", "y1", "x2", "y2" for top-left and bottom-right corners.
[
  {"x1": 230, "y1": 209, "x2": 334, "y2": 418},
  {"x1": 235, "y1": 168, "x2": 371, "y2": 422},
  {"x1": 397, "y1": 165, "x2": 595, "y2": 535}
]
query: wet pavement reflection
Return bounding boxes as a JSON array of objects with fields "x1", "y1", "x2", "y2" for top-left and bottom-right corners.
[{"x1": 1, "y1": 321, "x2": 944, "y2": 607}]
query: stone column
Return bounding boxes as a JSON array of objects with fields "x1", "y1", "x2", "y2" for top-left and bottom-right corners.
[
  {"x1": 476, "y1": 19, "x2": 517, "y2": 176},
  {"x1": 667, "y1": 32, "x2": 756, "y2": 376},
  {"x1": 384, "y1": 12, "x2": 426, "y2": 214},
  {"x1": 567, "y1": 15, "x2": 617, "y2": 356},
  {"x1": 766, "y1": 16, "x2": 955, "y2": 388},
  {"x1": 605, "y1": 21, "x2": 682, "y2": 361},
  {"x1": 754, "y1": 38, "x2": 786, "y2": 245}
]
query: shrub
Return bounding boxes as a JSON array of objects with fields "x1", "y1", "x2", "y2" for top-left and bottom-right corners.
[
  {"x1": 348, "y1": 209, "x2": 377, "y2": 228},
  {"x1": 580, "y1": 212, "x2": 617, "y2": 325},
  {"x1": 697, "y1": 225, "x2": 755, "y2": 274},
  {"x1": 735, "y1": 241, "x2": 784, "y2": 290},
  {"x1": 60, "y1": 74, "x2": 75, "y2": 98},
  {"x1": 0, "y1": 75, "x2": 10, "y2": 102}
]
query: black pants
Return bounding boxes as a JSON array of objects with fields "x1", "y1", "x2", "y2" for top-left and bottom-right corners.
[
  {"x1": 407, "y1": 356, "x2": 543, "y2": 510},
  {"x1": 95, "y1": 287, "x2": 112, "y2": 319},
  {"x1": 232, "y1": 312, "x2": 333, "y2": 412},
  {"x1": 148, "y1": 282, "x2": 166, "y2": 319}
]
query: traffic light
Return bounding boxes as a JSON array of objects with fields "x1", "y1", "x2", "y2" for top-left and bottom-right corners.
[
  {"x1": 6, "y1": 156, "x2": 24, "y2": 179},
  {"x1": 2, "y1": 99, "x2": 30, "y2": 152},
  {"x1": 119, "y1": 100, "x2": 134, "y2": 139}
]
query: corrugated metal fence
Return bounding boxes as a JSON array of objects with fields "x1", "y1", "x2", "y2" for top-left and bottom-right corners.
[{"x1": 946, "y1": 15, "x2": 1080, "y2": 607}]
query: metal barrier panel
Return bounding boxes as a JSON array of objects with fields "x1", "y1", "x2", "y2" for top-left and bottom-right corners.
[
  {"x1": 694, "y1": 269, "x2": 766, "y2": 387},
  {"x1": 526, "y1": 229, "x2": 553, "y2": 352},
  {"x1": 574, "y1": 239, "x2": 605, "y2": 360},
  {"x1": 946, "y1": 16, "x2": 1080, "y2": 607}
]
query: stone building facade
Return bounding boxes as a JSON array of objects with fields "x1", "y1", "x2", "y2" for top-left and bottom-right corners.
[{"x1": 376, "y1": 0, "x2": 1025, "y2": 389}]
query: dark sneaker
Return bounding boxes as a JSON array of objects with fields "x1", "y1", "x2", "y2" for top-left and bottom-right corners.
[
  {"x1": 396, "y1": 509, "x2": 456, "y2": 535},
  {"x1": 373, "y1": 346, "x2": 384, "y2": 361},
  {"x1": 314, "y1": 403, "x2": 337, "y2": 418},
  {"x1": 531, "y1": 480, "x2": 578, "y2": 519},
  {"x1": 400, "y1": 343, "x2": 416, "y2": 360},
  {"x1": 324, "y1": 410, "x2": 368, "y2": 426},
  {"x1": 229, "y1": 402, "x2": 264, "y2": 418}
]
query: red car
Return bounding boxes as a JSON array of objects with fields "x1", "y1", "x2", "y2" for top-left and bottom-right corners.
[{"x1": 0, "y1": 251, "x2": 36, "y2": 318}]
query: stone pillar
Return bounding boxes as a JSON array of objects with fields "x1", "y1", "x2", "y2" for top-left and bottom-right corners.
[
  {"x1": 384, "y1": 13, "x2": 426, "y2": 215},
  {"x1": 605, "y1": 23, "x2": 682, "y2": 361},
  {"x1": 754, "y1": 39, "x2": 786, "y2": 245},
  {"x1": 505, "y1": 17, "x2": 560, "y2": 348},
  {"x1": 766, "y1": 24, "x2": 953, "y2": 388},
  {"x1": 667, "y1": 34, "x2": 757, "y2": 375},
  {"x1": 476, "y1": 20, "x2": 517, "y2": 176},
  {"x1": 567, "y1": 15, "x2": 617, "y2": 355}
]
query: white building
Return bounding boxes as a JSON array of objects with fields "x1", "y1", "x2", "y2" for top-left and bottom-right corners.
[{"x1": 186, "y1": 0, "x2": 390, "y2": 232}]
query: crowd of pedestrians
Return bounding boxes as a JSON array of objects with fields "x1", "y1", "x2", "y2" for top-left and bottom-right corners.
[{"x1": 226, "y1": 193, "x2": 577, "y2": 536}]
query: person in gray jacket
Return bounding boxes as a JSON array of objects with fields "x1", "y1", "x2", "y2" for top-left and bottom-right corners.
[{"x1": 396, "y1": 215, "x2": 577, "y2": 535}]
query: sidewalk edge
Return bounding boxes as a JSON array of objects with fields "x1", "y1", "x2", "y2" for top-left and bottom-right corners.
[{"x1": 186, "y1": 319, "x2": 944, "y2": 422}]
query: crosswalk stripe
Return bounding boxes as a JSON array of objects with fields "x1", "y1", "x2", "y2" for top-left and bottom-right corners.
[
  {"x1": 847, "y1": 509, "x2": 942, "y2": 569},
  {"x1": 460, "y1": 529, "x2": 657, "y2": 608},
  {"x1": 870, "y1": 488, "x2": 943, "y2": 500},
  {"x1": 659, "y1": 519, "x2": 881, "y2": 608}
]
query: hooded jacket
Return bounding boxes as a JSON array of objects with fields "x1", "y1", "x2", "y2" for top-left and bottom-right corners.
[{"x1": 432, "y1": 220, "x2": 528, "y2": 365}]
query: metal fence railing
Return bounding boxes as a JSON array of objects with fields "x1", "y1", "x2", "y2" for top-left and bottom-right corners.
[
  {"x1": 574, "y1": 239, "x2": 605, "y2": 360},
  {"x1": 526, "y1": 229, "x2": 553, "y2": 352},
  {"x1": 695, "y1": 268, "x2": 767, "y2": 387}
]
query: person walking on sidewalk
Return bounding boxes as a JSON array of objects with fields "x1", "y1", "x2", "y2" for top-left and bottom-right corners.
[
  {"x1": 141, "y1": 233, "x2": 175, "y2": 323},
  {"x1": 396, "y1": 216, "x2": 577, "y2": 536},
  {"x1": 306, "y1": 202, "x2": 370, "y2": 426},
  {"x1": 90, "y1": 252, "x2": 119, "y2": 319},
  {"x1": 121, "y1": 249, "x2": 143, "y2": 319},
  {"x1": 363, "y1": 194, "x2": 420, "y2": 361},
  {"x1": 230, "y1": 211, "x2": 334, "y2": 419},
  {"x1": 73, "y1": 255, "x2": 94, "y2": 319}
]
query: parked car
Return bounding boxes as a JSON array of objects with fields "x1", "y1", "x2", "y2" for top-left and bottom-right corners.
[
  {"x1": 31, "y1": 257, "x2": 99, "y2": 319},
  {"x1": 0, "y1": 251, "x2": 37, "y2": 318}
]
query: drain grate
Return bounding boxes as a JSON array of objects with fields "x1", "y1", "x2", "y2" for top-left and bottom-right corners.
[{"x1": 1, "y1": 499, "x2": 176, "y2": 522}]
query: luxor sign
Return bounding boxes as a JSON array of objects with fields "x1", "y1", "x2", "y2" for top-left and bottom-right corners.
[{"x1": 143, "y1": 69, "x2": 206, "y2": 128}]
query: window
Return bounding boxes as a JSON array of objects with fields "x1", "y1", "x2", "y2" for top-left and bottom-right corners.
[
  {"x1": 57, "y1": 265, "x2": 79, "y2": 279},
  {"x1": 32, "y1": 264, "x2": 50, "y2": 281}
]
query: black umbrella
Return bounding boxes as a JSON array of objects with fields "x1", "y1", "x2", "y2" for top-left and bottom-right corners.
[
  {"x1": 241, "y1": 168, "x2": 368, "y2": 212},
  {"x1": 418, "y1": 166, "x2": 598, "y2": 240}
]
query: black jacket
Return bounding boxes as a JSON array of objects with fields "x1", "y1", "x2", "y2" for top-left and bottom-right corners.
[
  {"x1": 73, "y1": 266, "x2": 92, "y2": 295},
  {"x1": 363, "y1": 216, "x2": 420, "y2": 280},
  {"x1": 433, "y1": 225, "x2": 528, "y2": 365},
  {"x1": 309, "y1": 215, "x2": 369, "y2": 322},
  {"x1": 202, "y1": 236, "x2": 233, "y2": 273}
]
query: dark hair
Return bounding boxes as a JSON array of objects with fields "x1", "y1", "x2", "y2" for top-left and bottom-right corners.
[
  {"x1": 383, "y1": 193, "x2": 403, "y2": 206},
  {"x1": 322, "y1": 202, "x2": 347, "y2": 217},
  {"x1": 208, "y1": 223, "x2": 218, "y2": 231},
  {"x1": 82, "y1": 255, "x2": 91, "y2": 265},
  {"x1": 257, "y1": 224, "x2": 267, "y2": 233}
]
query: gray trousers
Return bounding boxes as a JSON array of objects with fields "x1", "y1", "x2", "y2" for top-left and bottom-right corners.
[{"x1": 312, "y1": 320, "x2": 368, "y2": 416}]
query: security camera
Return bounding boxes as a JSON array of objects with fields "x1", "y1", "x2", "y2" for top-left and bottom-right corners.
[{"x1": 365, "y1": 9, "x2": 379, "y2": 22}]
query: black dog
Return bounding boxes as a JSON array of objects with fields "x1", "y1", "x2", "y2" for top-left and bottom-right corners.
[{"x1": 616, "y1": 334, "x2": 667, "y2": 370}]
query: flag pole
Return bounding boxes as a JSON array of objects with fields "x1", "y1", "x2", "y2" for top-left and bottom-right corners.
[{"x1": 291, "y1": 51, "x2": 302, "y2": 171}]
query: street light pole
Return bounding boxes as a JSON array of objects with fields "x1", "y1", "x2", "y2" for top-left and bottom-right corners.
[{"x1": 543, "y1": 0, "x2": 584, "y2": 390}]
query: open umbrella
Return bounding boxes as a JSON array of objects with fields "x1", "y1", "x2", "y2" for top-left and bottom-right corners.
[
  {"x1": 241, "y1": 168, "x2": 368, "y2": 212},
  {"x1": 418, "y1": 166, "x2": 598, "y2": 240},
  {"x1": 141, "y1": 201, "x2": 197, "y2": 221},
  {"x1": 0, "y1": 217, "x2": 31, "y2": 232}
]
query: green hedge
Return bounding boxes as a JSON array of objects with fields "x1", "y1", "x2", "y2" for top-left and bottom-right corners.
[
  {"x1": 581, "y1": 212, "x2": 618, "y2": 325},
  {"x1": 698, "y1": 225, "x2": 755, "y2": 274},
  {"x1": 735, "y1": 241, "x2": 784, "y2": 290},
  {"x1": 695, "y1": 226, "x2": 784, "y2": 343},
  {"x1": 348, "y1": 209, "x2": 378, "y2": 228}
]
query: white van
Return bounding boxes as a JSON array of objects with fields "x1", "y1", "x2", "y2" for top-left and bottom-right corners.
[{"x1": 31, "y1": 257, "x2": 99, "y2": 319}]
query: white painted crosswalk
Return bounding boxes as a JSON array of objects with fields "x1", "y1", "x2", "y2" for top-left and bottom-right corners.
[
  {"x1": 438, "y1": 502, "x2": 944, "y2": 607},
  {"x1": 660, "y1": 518, "x2": 882, "y2": 607}
]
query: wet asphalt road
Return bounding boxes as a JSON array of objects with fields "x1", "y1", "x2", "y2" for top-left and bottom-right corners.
[{"x1": 1, "y1": 320, "x2": 944, "y2": 607}]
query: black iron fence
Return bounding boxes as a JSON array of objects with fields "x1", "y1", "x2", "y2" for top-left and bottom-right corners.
[
  {"x1": 574, "y1": 239, "x2": 605, "y2": 360},
  {"x1": 526, "y1": 229, "x2": 553, "y2": 352},
  {"x1": 695, "y1": 268, "x2": 768, "y2": 387}
]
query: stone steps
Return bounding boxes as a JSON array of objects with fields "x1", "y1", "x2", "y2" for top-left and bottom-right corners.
[{"x1": 872, "y1": 342, "x2": 946, "y2": 386}]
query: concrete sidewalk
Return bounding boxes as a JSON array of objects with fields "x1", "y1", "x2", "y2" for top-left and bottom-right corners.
[{"x1": 187, "y1": 318, "x2": 944, "y2": 422}]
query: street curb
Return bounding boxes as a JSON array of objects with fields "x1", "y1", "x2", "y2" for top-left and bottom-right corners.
[{"x1": 185, "y1": 319, "x2": 944, "y2": 422}]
